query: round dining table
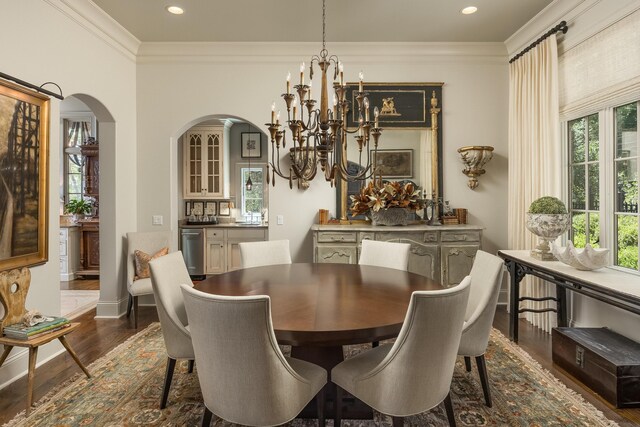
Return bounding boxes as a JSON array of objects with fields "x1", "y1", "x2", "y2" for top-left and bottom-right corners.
[
  {"x1": 195, "y1": 262, "x2": 444, "y2": 418},
  {"x1": 196, "y1": 263, "x2": 443, "y2": 348}
]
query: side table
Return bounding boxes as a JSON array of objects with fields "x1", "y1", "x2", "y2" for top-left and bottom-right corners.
[{"x1": 0, "y1": 322, "x2": 91, "y2": 415}]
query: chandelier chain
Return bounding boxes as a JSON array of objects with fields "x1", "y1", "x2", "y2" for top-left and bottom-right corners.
[{"x1": 321, "y1": 0, "x2": 326, "y2": 56}]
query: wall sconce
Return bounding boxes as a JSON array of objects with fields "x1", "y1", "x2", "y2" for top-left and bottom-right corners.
[{"x1": 457, "y1": 146, "x2": 494, "y2": 190}]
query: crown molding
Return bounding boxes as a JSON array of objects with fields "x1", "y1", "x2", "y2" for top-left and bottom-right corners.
[
  {"x1": 50, "y1": 0, "x2": 140, "y2": 60},
  {"x1": 505, "y1": 0, "x2": 640, "y2": 57},
  {"x1": 137, "y1": 42, "x2": 507, "y2": 64}
]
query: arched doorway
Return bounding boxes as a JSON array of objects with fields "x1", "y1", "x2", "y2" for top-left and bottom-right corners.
[{"x1": 59, "y1": 94, "x2": 115, "y2": 316}]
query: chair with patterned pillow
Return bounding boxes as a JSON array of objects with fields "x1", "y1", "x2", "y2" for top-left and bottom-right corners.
[{"x1": 126, "y1": 231, "x2": 171, "y2": 328}]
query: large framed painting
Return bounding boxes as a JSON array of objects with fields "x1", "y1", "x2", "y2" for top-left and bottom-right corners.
[{"x1": 0, "y1": 79, "x2": 50, "y2": 270}]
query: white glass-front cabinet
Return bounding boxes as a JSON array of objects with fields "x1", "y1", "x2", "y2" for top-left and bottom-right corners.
[{"x1": 183, "y1": 125, "x2": 227, "y2": 198}]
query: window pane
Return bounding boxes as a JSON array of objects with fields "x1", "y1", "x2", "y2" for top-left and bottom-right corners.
[
  {"x1": 588, "y1": 114, "x2": 599, "y2": 161},
  {"x1": 570, "y1": 118, "x2": 585, "y2": 163},
  {"x1": 68, "y1": 174, "x2": 82, "y2": 195},
  {"x1": 571, "y1": 165, "x2": 585, "y2": 210},
  {"x1": 616, "y1": 102, "x2": 638, "y2": 158},
  {"x1": 588, "y1": 163, "x2": 599, "y2": 211},
  {"x1": 571, "y1": 212, "x2": 586, "y2": 248},
  {"x1": 616, "y1": 159, "x2": 638, "y2": 213},
  {"x1": 616, "y1": 215, "x2": 638, "y2": 269},
  {"x1": 588, "y1": 213, "x2": 600, "y2": 248}
]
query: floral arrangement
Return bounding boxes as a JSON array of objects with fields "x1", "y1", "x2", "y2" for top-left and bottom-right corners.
[{"x1": 350, "y1": 181, "x2": 424, "y2": 216}]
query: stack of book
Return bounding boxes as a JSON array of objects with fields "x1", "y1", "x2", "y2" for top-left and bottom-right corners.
[{"x1": 2, "y1": 316, "x2": 70, "y2": 340}]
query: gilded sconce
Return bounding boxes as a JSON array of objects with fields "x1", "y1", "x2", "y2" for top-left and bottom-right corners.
[{"x1": 457, "y1": 146, "x2": 494, "y2": 190}]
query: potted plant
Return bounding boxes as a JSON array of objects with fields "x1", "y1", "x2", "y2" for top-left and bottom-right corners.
[
  {"x1": 65, "y1": 199, "x2": 93, "y2": 223},
  {"x1": 526, "y1": 196, "x2": 570, "y2": 260},
  {"x1": 350, "y1": 181, "x2": 424, "y2": 226}
]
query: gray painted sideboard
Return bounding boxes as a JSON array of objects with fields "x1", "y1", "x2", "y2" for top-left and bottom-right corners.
[{"x1": 311, "y1": 224, "x2": 483, "y2": 287}]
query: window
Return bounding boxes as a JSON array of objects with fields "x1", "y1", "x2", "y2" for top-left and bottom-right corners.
[
  {"x1": 62, "y1": 116, "x2": 94, "y2": 204},
  {"x1": 614, "y1": 102, "x2": 638, "y2": 269},
  {"x1": 567, "y1": 101, "x2": 639, "y2": 272},
  {"x1": 240, "y1": 166, "x2": 264, "y2": 220}
]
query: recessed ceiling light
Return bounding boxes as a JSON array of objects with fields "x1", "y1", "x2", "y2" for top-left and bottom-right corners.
[
  {"x1": 461, "y1": 6, "x2": 478, "y2": 15},
  {"x1": 166, "y1": 6, "x2": 184, "y2": 15}
]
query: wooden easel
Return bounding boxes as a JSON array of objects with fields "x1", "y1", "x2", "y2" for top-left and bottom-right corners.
[{"x1": 0, "y1": 268, "x2": 91, "y2": 416}]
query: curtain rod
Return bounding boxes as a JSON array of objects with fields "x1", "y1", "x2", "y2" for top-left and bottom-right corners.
[
  {"x1": 509, "y1": 21, "x2": 568, "y2": 64},
  {"x1": 0, "y1": 71, "x2": 64, "y2": 100}
]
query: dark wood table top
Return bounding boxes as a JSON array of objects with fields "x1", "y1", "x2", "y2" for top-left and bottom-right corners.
[{"x1": 195, "y1": 263, "x2": 443, "y2": 346}]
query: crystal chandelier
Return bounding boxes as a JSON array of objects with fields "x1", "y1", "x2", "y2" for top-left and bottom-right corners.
[{"x1": 265, "y1": 0, "x2": 382, "y2": 189}]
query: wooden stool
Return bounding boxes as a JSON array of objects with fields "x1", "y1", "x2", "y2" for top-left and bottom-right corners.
[{"x1": 0, "y1": 268, "x2": 91, "y2": 416}]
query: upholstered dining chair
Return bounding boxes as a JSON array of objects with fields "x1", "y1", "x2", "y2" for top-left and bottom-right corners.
[
  {"x1": 458, "y1": 250, "x2": 505, "y2": 407},
  {"x1": 125, "y1": 231, "x2": 171, "y2": 328},
  {"x1": 358, "y1": 239, "x2": 411, "y2": 270},
  {"x1": 181, "y1": 285, "x2": 327, "y2": 426},
  {"x1": 239, "y1": 239, "x2": 292, "y2": 268},
  {"x1": 332, "y1": 277, "x2": 471, "y2": 427},
  {"x1": 149, "y1": 251, "x2": 195, "y2": 409}
]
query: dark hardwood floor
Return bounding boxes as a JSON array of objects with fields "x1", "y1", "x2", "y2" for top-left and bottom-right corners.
[
  {"x1": 60, "y1": 278, "x2": 100, "y2": 291},
  {"x1": 0, "y1": 297, "x2": 638, "y2": 425}
]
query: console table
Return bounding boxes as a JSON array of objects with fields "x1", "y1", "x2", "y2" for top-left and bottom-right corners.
[{"x1": 498, "y1": 250, "x2": 640, "y2": 343}]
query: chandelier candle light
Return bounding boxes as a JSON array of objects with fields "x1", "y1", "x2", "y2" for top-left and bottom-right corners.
[{"x1": 265, "y1": 0, "x2": 383, "y2": 189}]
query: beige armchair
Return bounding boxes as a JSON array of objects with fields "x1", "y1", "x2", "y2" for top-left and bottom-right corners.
[
  {"x1": 125, "y1": 231, "x2": 171, "y2": 328},
  {"x1": 239, "y1": 239, "x2": 292, "y2": 268},
  {"x1": 331, "y1": 277, "x2": 471, "y2": 427},
  {"x1": 358, "y1": 239, "x2": 411, "y2": 271},
  {"x1": 181, "y1": 285, "x2": 327, "y2": 426},
  {"x1": 458, "y1": 250, "x2": 505, "y2": 407},
  {"x1": 149, "y1": 251, "x2": 195, "y2": 409}
]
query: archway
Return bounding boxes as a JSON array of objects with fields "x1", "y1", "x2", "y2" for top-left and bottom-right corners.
[{"x1": 59, "y1": 94, "x2": 115, "y2": 315}]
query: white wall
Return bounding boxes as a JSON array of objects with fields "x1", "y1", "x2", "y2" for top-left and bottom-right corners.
[
  {"x1": 507, "y1": 0, "x2": 640, "y2": 341},
  {"x1": 136, "y1": 42, "x2": 509, "y2": 263},
  {"x1": 0, "y1": 0, "x2": 138, "y2": 387}
]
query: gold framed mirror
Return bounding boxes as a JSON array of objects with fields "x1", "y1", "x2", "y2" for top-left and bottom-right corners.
[{"x1": 336, "y1": 85, "x2": 443, "y2": 221}]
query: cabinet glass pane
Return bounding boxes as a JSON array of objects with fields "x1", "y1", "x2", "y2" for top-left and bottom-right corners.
[{"x1": 616, "y1": 215, "x2": 638, "y2": 269}]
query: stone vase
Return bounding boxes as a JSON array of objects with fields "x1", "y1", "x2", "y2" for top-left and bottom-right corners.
[
  {"x1": 525, "y1": 213, "x2": 570, "y2": 260},
  {"x1": 370, "y1": 208, "x2": 413, "y2": 226}
]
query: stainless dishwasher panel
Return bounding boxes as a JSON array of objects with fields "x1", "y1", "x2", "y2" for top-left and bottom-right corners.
[{"x1": 180, "y1": 228, "x2": 204, "y2": 275}]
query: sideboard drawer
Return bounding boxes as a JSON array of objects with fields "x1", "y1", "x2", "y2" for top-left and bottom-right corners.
[
  {"x1": 423, "y1": 231, "x2": 438, "y2": 243},
  {"x1": 317, "y1": 232, "x2": 357, "y2": 243},
  {"x1": 441, "y1": 231, "x2": 481, "y2": 243}
]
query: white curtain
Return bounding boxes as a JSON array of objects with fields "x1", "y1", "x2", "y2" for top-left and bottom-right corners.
[{"x1": 508, "y1": 35, "x2": 562, "y2": 332}]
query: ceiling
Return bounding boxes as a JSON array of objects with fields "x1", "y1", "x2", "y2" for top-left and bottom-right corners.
[{"x1": 91, "y1": 0, "x2": 553, "y2": 43}]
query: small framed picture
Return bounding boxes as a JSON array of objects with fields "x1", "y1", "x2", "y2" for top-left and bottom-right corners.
[
  {"x1": 219, "y1": 201, "x2": 231, "y2": 216},
  {"x1": 371, "y1": 149, "x2": 413, "y2": 179},
  {"x1": 185, "y1": 201, "x2": 192, "y2": 216},
  {"x1": 241, "y1": 132, "x2": 262, "y2": 158},
  {"x1": 192, "y1": 201, "x2": 204, "y2": 216},
  {"x1": 205, "y1": 201, "x2": 217, "y2": 216}
]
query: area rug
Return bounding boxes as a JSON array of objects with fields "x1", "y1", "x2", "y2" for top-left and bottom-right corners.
[
  {"x1": 60, "y1": 290, "x2": 100, "y2": 319},
  {"x1": 3, "y1": 323, "x2": 618, "y2": 427}
]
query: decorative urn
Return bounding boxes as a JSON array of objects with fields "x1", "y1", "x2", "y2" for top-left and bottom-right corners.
[{"x1": 525, "y1": 196, "x2": 570, "y2": 260}]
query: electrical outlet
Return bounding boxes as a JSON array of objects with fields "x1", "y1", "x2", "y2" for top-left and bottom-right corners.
[
  {"x1": 277, "y1": 215, "x2": 284, "y2": 225},
  {"x1": 152, "y1": 215, "x2": 163, "y2": 225}
]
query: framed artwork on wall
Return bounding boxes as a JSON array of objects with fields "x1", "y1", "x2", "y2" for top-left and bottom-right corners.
[
  {"x1": 218, "y1": 201, "x2": 231, "y2": 216},
  {"x1": 371, "y1": 149, "x2": 413, "y2": 179},
  {"x1": 0, "y1": 79, "x2": 50, "y2": 270},
  {"x1": 241, "y1": 132, "x2": 262, "y2": 158},
  {"x1": 205, "y1": 201, "x2": 217, "y2": 216},
  {"x1": 192, "y1": 201, "x2": 204, "y2": 216}
]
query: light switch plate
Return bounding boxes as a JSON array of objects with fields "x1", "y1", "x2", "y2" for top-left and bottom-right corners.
[
  {"x1": 277, "y1": 215, "x2": 284, "y2": 225},
  {"x1": 152, "y1": 215, "x2": 163, "y2": 225}
]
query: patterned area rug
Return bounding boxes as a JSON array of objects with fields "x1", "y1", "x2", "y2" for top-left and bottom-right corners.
[
  {"x1": 60, "y1": 290, "x2": 100, "y2": 319},
  {"x1": 3, "y1": 323, "x2": 618, "y2": 427}
]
